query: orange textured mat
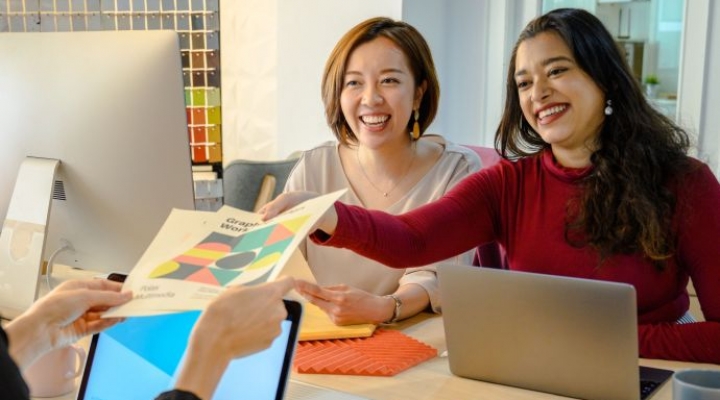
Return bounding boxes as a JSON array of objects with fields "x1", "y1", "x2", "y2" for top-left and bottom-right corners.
[{"x1": 293, "y1": 329, "x2": 437, "y2": 376}]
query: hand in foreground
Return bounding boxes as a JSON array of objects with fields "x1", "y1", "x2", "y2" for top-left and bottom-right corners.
[
  {"x1": 295, "y1": 279, "x2": 393, "y2": 325},
  {"x1": 172, "y1": 277, "x2": 295, "y2": 400},
  {"x1": 6, "y1": 279, "x2": 132, "y2": 369},
  {"x1": 259, "y1": 191, "x2": 339, "y2": 236}
]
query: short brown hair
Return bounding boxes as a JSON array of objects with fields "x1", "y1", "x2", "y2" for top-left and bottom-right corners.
[{"x1": 321, "y1": 17, "x2": 440, "y2": 145}]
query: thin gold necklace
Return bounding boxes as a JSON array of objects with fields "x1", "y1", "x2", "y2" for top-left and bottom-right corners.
[{"x1": 356, "y1": 143, "x2": 417, "y2": 197}]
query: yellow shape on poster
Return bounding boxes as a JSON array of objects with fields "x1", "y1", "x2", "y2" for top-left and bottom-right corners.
[
  {"x1": 249, "y1": 253, "x2": 281, "y2": 270},
  {"x1": 186, "y1": 248, "x2": 225, "y2": 260},
  {"x1": 282, "y1": 215, "x2": 311, "y2": 233},
  {"x1": 148, "y1": 261, "x2": 180, "y2": 278}
]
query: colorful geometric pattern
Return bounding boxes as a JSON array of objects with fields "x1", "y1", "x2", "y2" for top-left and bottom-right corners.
[{"x1": 147, "y1": 215, "x2": 309, "y2": 286}]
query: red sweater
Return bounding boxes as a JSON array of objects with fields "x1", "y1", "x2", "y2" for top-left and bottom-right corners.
[{"x1": 314, "y1": 150, "x2": 720, "y2": 363}]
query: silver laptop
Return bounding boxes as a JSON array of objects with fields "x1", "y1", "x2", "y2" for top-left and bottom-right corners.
[{"x1": 437, "y1": 264, "x2": 672, "y2": 400}]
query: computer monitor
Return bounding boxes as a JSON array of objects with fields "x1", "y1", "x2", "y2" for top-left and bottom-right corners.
[{"x1": 0, "y1": 30, "x2": 195, "y2": 317}]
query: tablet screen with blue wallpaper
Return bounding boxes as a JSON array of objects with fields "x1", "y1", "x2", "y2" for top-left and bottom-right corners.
[{"x1": 77, "y1": 301, "x2": 301, "y2": 400}]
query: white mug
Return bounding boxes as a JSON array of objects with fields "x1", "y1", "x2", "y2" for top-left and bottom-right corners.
[
  {"x1": 673, "y1": 369, "x2": 720, "y2": 400},
  {"x1": 23, "y1": 344, "x2": 87, "y2": 398}
]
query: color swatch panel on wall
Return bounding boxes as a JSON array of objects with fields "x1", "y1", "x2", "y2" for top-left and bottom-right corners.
[{"x1": 0, "y1": 0, "x2": 222, "y2": 167}]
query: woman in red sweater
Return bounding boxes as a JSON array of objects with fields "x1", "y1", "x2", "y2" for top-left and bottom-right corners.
[{"x1": 263, "y1": 8, "x2": 720, "y2": 364}]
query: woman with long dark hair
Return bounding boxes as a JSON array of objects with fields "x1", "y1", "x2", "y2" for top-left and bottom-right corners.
[{"x1": 263, "y1": 9, "x2": 720, "y2": 363}]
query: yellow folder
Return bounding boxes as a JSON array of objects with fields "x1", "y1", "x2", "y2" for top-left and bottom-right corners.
[{"x1": 299, "y1": 302, "x2": 376, "y2": 341}]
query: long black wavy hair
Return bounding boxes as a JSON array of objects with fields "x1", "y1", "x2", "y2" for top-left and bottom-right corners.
[{"x1": 495, "y1": 8, "x2": 692, "y2": 267}]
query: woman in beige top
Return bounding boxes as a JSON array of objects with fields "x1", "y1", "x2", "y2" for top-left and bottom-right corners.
[{"x1": 284, "y1": 17, "x2": 481, "y2": 326}]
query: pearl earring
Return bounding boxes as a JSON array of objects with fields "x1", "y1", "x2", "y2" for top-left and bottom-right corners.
[{"x1": 604, "y1": 100, "x2": 613, "y2": 116}]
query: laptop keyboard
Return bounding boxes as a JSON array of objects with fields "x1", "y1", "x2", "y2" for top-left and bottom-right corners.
[
  {"x1": 639, "y1": 365, "x2": 674, "y2": 399},
  {"x1": 640, "y1": 379, "x2": 660, "y2": 400}
]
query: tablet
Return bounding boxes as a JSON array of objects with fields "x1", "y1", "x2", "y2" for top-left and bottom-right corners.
[{"x1": 76, "y1": 299, "x2": 302, "y2": 400}]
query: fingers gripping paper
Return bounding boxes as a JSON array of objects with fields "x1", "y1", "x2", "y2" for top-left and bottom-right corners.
[{"x1": 105, "y1": 190, "x2": 345, "y2": 317}]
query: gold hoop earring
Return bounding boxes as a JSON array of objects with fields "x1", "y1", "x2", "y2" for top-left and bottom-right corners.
[{"x1": 411, "y1": 109, "x2": 420, "y2": 140}]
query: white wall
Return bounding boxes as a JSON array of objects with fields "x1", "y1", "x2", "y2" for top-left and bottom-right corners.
[
  {"x1": 479, "y1": 1, "x2": 542, "y2": 147},
  {"x1": 709, "y1": 1, "x2": 720, "y2": 174},
  {"x1": 401, "y1": 0, "x2": 447, "y2": 137},
  {"x1": 692, "y1": 0, "x2": 720, "y2": 173},
  {"x1": 221, "y1": 0, "x2": 491, "y2": 162},
  {"x1": 220, "y1": 0, "x2": 278, "y2": 163},
  {"x1": 404, "y1": 0, "x2": 491, "y2": 147},
  {"x1": 221, "y1": 0, "x2": 401, "y2": 163},
  {"x1": 408, "y1": 0, "x2": 538, "y2": 147},
  {"x1": 220, "y1": 0, "x2": 541, "y2": 159},
  {"x1": 678, "y1": 0, "x2": 713, "y2": 169},
  {"x1": 276, "y1": 0, "x2": 401, "y2": 159}
]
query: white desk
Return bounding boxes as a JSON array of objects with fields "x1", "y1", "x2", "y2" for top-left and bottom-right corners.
[
  {"x1": 37, "y1": 266, "x2": 720, "y2": 400},
  {"x1": 291, "y1": 313, "x2": 720, "y2": 400}
]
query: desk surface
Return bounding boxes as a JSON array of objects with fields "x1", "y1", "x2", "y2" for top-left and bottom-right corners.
[
  {"x1": 38, "y1": 266, "x2": 720, "y2": 400},
  {"x1": 291, "y1": 313, "x2": 720, "y2": 400}
]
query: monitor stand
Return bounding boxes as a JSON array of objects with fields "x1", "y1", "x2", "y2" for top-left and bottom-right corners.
[{"x1": 0, "y1": 157, "x2": 59, "y2": 320}]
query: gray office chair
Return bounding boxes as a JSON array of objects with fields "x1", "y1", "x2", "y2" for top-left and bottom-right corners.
[{"x1": 222, "y1": 157, "x2": 300, "y2": 212}]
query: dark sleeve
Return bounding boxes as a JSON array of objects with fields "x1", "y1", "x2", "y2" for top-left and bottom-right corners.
[
  {"x1": 0, "y1": 325, "x2": 31, "y2": 400},
  {"x1": 155, "y1": 389, "x2": 203, "y2": 400}
]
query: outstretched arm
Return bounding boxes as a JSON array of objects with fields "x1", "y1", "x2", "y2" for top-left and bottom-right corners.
[
  {"x1": 266, "y1": 171, "x2": 497, "y2": 271},
  {"x1": 260, "y1": 191, "x2": 338, "y2": 235}
]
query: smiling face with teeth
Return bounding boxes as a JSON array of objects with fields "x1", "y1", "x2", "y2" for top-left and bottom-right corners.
[
  {"x1": 340, "y1": 36, "x2": 425, "y2": 150},
  {"x1": 514, "y1": 32, "x2": 606, "y2": 167}
]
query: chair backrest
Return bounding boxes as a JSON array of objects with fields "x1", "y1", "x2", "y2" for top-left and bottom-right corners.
[
  {"x1": 223, "y1": 157, "x2": 299, "y2": 212},
  {"x1": 463, "y1": 144, "x2": 502, "y2": 168},
  {"x1": 462, "y1": 145, "x2": 507, "y2": 269}
]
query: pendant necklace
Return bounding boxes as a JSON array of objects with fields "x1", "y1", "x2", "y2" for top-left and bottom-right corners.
[{"x1": 356, "y1": 143, "x2": 416, "y2": 197}]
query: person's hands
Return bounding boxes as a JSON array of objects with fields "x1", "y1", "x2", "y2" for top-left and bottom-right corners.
[
  {"x1": 190, "y1": 276, "x2": 296, "y2": 360},
  {"x1": 259, "y1": 192, "x2": 339, "y2": 236},
  {"x1": 295, "y1": 279, "x2": 394, "y2": 325},
  {"x1": 259, "y1": 191, "x2": 318, "y2": 219},
  {"x1": 173, "y1": 277, "x2": 295, "y2": 399},
  {"x1": 6, "y1": 279, "x2": 132, "y2": 369}
]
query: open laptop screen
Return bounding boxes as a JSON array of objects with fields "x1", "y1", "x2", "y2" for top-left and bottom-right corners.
[
  {"x1": 437, "y1": 264, "x2": 672, "y2": 400},
  {"x1": 77, "y1": 300, "x2": 301, "y2": 400}
]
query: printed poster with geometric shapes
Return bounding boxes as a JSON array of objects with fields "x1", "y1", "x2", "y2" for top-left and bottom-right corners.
[
  {"x1": 148, "y1": 215, "x2": 307, "y2": 287},
  {"x1": 104, "y1": 189, "x2": 346, "y2": 318}
]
